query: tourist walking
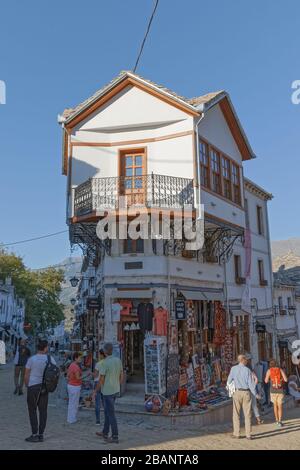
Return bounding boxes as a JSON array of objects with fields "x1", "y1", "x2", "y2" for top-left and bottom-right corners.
[
  {"x1": 246, "y1": 356, "x2": 264, "y2": 425},
  {"x1": 265, "y1": 359, "x2": 288, "y2": 427},
  {"x1": 94, "y1": 343, "x2": 123, "y2": 444},
  {"x1": 67, "y1": 352, "x2": 83, "y2": 424},
  {"x1": 24, "y1": 339, "x2": 56, "y2": 443},
  {"x1": 227, "y1": 354, "x2": 258, "y2": 440},
  {"x1": 14, "y1": 339, "x2": 31, "y2": 395},
  {"x1": 93, "y1": 349, "x2": 106, "y2": 425}
]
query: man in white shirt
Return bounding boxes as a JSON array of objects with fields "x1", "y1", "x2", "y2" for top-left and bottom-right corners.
[{"x1": 24, "y1": 339, "x2": 56, "y2": 443}]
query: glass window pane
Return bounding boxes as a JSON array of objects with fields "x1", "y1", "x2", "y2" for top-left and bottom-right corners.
[
  {"x1": 135, "y1": 167, "x2": 142, "y2": 176},
  {"x1": 125, "y1": 156, "x2": 133, "y2": 167},
  {"x1": 135, "y1": 178, "x2": 143, "y2": 189},
  {"x1": 125, "y1": 179, "x2": 132, "y2": 189},
  {"x1": 136, "y1": 238, "x2": 144, "y2": 253},
  {"x1": 135, "y1": 156, "x2": 142, "y2": 166},
  {"x1": 126, "y1": 168, "x2": 133, "y2": 176}
]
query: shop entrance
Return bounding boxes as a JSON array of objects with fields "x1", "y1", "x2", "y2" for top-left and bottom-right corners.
[
  {"x1": 124, "y1": 328, "x2": 144, "y2": 383},
  {"x1": 117, "y1": 298, "x2": 152, "y2": 385},
  {"x1": 279, "y1": 341, "x2": 292, "y2": 375}
]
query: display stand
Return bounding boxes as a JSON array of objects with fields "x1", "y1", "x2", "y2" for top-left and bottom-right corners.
[{"x1": 144, "y1": 335, "x2": 167, "y2": 395}]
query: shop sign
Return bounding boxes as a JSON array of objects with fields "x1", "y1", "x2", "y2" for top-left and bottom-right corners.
[
  {"x1": 175, "y1": 300, "x2": 186, "y2": 320},
  {"x1": 87, "y1": 298, "x2": 101, "y2": 310},
  {"x1": 255, "y1": 323, "x2": 266, "y2": 333},
  {"x1": 124, "y1": 261, "x2": 143, "y2": 270}
]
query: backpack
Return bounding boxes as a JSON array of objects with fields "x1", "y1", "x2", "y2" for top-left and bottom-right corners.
[
  {"x1": 42, "y1": 355, "x2": 60, "y2": 393},
  {"x1": 269, "y1": 367, "x2": 283, "y2": 389}
]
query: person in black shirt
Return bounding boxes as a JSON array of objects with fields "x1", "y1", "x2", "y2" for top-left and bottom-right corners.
[{"x1": 14, "y1": 339, "x2": 31, "y2": 395}]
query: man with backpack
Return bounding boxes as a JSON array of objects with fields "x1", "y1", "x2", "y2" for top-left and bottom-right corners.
[
  {"x1": 264, "y1": 359, "x2": 288, "y2": 427},
  {"x1": 24, "y1": 339, "x2": 59, "y2": 443}
]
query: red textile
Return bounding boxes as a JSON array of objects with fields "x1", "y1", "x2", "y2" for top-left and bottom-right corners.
[
  {"x1": 213, "y1": 301, "x2": 226, "y2": 345},
  {"x1": 154, "y1": 308, "x2": 168, "y2": 336},
  {"x1": 120, "y1": 301, "x2": 132, "y2": 316}
]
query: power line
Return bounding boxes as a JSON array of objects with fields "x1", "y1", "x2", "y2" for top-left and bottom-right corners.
[
  {"x1": 0, "y1": 230, "x2": 68, "y2": 247},
  {"x1": 133, "y1": 0, "x2": 160, "y2": 73}
]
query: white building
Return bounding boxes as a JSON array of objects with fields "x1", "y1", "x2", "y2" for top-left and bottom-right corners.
[
  {"x1": 60, "y1": 71, "x2": 275, "y2": 390},
  {"x1": 272, "y1": 276, "x2": 299, "y2": 374},
  {"x1": 0, "y1": 277, "x2": 26, "y2": 355}
]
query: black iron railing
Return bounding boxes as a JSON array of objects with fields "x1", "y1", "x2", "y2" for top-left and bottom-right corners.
[{"x1": 74, "y1": 174, "x2": 194, "y2": 217}]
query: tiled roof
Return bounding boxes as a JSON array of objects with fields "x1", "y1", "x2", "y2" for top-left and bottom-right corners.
[
  {"x1": 62, "y1": 70, "x2": 223, "y2": 121},
  {"x1": 187, "y1": 91, "x2": 225, "y2": 107},
  {"x1": 244, "y1": 178, "x2": 273, "y2": 201}
]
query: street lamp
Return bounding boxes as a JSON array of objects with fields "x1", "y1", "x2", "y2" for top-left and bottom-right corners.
[{"x1": 70, "y1": 276, "x2": 80, "y2": 288}]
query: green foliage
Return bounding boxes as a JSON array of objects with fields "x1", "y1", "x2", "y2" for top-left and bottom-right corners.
[{"x1": 0, "y1": 250, "x2": 65, "y2": 332}]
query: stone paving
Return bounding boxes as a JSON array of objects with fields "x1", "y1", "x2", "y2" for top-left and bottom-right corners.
[{"x1": 1, "y1": 363, "x2": 300, "y2": 450}]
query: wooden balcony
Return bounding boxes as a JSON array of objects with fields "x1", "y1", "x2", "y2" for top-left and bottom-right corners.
[{"x1": 73, "y1": 174, "x2": 194, "y2": 219}]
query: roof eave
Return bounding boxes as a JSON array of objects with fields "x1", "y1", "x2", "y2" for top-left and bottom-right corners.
[
  {"x1": 244, "y1": 177, "x2": 273, "y2": 200},
  {"x1": 63, "y1": 71, "x2": 200, "y2": 127},
  {"x1": 195, "y1": 92, "x2": 256, "y2": 161}
]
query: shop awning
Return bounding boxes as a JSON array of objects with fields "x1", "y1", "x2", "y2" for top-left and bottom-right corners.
[
  {"x1": 202, "y1": 291, "x2": 224, "y2": 302},
  {"x1": 180, "y1": 290, "x2": 224, "y2": 302},
  {"x1": 112, "y1": 289, "x2": 153, "y2": 299},
  {"x1": 180, "y1": 290, "x2": 207, "y2": 301}
]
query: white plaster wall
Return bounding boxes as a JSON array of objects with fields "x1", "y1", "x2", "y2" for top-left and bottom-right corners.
[
  {"x1": 70, "y1": 86, "x2": 195, "y2": 188},
  {"x1": 274, "y1": 287, "x2": 297, "y2": 331},
  {"x1": 75, "y1": 86, "x2": 192, "y2": 132},
  {"x1": 103, "y1": 255, "x2": 223, "y2": 284},
  {"x1": 198, "y1": 104, "x2": 243, "y2": 164},
  {"x1": 201, "y1": 189, "x2": 245, "y2": 228}
]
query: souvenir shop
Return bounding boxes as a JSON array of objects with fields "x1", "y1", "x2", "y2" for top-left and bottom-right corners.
[
  {"x1": 111, "y1": 297, "x2": 169, "y2": 384},
  {"x1": 110, "y1": 292, "x2": 234, "y2": 413},
  {"x1": 165, "y1": 297, "x2": 234, "y2": 412}
]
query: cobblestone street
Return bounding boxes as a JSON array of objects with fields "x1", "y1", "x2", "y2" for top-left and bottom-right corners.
[{"x1": 1, "y1": 363, "x2": 300, "y2": 450}]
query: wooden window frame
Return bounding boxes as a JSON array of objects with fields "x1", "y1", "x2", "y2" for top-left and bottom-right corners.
[
  {"x1": 221, "y1": 155, "x2": 232, "y2": 200},
  {"x1": 236, "y1": 315, "x2": 250, "y2": 354},
  {"x1": 199, "y1": 140, "x2": 210, "y2": 189},
  {"x1": 198, "y1": 137, "x2": 242, "y2": 206},
  {"x1": 210, "y1": 148, "x2": 222, "y2": 195},
  {"x1": 258, "y1": 259, "x2": 267, "y2": 286},
  {"x1": 123, "y1": 238, "x2": 144, "y2": 254},
  {"x1": 231, "y1": 162, "x2": 241, "y2": 205},
  {"x1": 257, "y1": 205, "x2": 264, "y2": 236},
  {"x1": 234, "y1": 255, "x2": 241, "y2": 279}
]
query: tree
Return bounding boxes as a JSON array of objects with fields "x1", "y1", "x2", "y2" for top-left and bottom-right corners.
[{"x1": 0, "y1": 250, "x2": 65, "y2": 332}]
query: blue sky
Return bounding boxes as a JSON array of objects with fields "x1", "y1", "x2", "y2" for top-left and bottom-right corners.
[{"x1": 0, "y1": 0, "x2": 299, "y2": 269}]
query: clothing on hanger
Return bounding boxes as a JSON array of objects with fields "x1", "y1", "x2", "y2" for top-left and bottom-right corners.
[
  {"x1": 154, "y1": 307, "x2": 168, "y2": 336},
  {"x1": 137, "y1": 302, "x2": 154, "y2": 332}
]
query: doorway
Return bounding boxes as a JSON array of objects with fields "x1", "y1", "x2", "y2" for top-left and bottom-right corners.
[{"x1": 119, "y1": 148, "x2": 146, "y2": 206}]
